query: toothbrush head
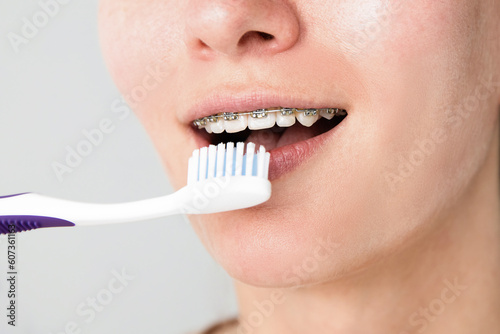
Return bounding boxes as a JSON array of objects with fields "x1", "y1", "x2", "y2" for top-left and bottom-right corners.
[
  {"x1": 187, "y1": 142, "x2": 270, "y2": 183},
  {"x1": 0, "y1": 142, "x2": 272, "y2": 235},
  {"x1": 183, "y1": 142, "x2": 272, "y2": 214}
]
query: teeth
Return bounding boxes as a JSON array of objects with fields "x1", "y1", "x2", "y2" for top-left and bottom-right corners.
[
  {"x1": 206, "y1": 116, "x2": 224, "y2": 133},
  {"x1": 193, "y1": 118, "x2": 207, "y2": 128},
  {"x1": 319, "y1": 108, "x2": 335, "y2": 120},
  {"x1": 222, "y1": 112, "x2": 239, "y2": 121},
  {"x1": 296, "y1": 109, "x2": 319, "y2": 127},
  {"x1": 224, "y1": 114, "x2": 248, "y2": 133},
  {"x1": 193, "y1": 107, "x2": 347, "y2": 134},
  {"x1": 276, "y1": 108, "x2": 296, "y2": 127},
  {"x1": 248, "y1": 109, "x2": 277, "y2": 130}
]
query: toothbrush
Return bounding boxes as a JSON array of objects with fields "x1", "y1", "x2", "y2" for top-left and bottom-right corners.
[{"x1": 0, "y1": 142, "x2": 271, "y2": 234}]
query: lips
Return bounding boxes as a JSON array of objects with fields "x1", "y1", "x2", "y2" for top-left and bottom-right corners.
[{"x1": 186, "y1": 92, "x2": 349, "y2": 180}]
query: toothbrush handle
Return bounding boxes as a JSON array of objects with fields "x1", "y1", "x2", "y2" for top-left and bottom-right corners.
[
  {"x1": 0, "y1": 194, "x2": 75, "y2": 234},
  {"x1": 0, "y1": 191, "x2": 188, "y2": 234},
  {"x1": 0, "y1": 176, "x2": 271, "y2": 234},
  {"x1": 0, "y1": 216, "x2": 75, "y2": 234}
]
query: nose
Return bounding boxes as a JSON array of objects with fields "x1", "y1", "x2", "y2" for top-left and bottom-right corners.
[{"x1": 186, "y1": 0, "x2": 300, "y2": 58}]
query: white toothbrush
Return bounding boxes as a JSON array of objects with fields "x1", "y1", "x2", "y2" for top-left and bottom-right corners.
[{"x1": 0, "y1": 142, "x2": 271, "y2": 234}]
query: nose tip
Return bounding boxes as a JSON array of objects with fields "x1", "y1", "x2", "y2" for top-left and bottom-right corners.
[{"x1": 186, "y1": 0, "x2": 300, "y2": 58}]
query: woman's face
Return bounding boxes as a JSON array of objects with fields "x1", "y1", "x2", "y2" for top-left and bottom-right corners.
[{"x1": 99, "y1": 0, "x2": 500, "y2": 286}]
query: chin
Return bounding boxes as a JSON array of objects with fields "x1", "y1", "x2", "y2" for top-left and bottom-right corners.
[
  {"x1": 185, "y1": 155, "x2": 457, "y2": 288},
  {"x1": 186, "y1": 173, "x2": 397, "y2": 288}
]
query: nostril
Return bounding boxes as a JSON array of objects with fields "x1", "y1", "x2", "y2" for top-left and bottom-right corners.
[
  {"x1": 186, "y1": 0, "x2": 299, "y2": 57},
  {"x1": 197, "y1": 40, "x2": 209, "y2": 49},
  {"x1": 238, "y1": 31, "x2": 275, "y2": 47},
  {"x1": 258, "y1": 32, "x2": 274, "y2": 40}
]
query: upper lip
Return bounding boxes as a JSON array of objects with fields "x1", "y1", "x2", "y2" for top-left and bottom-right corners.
[{"x1": 184, "y1": 88, "x2": 349, "y2": 125}]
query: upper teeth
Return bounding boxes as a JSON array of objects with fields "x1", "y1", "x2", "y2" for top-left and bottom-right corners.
[{"x1": 193, "y1": 107, "x2": 347, "y2": 134}]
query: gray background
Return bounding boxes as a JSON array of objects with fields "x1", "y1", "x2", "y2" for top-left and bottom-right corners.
[{"x1": 0, "y1": 1, "x2": 237, "y2": 333}]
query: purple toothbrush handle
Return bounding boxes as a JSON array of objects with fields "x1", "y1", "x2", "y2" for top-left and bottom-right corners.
[
  {"x1": 0, "y1": 193, "x2": 75, "y2": 234},
  {"x1": 0, "y1": 216, "x2": 75, "y2": 234},
  {"x1": 0, "y1": 193, "x2": 29, "y2": 199}
]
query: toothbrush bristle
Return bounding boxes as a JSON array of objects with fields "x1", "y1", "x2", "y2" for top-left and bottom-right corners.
[
  {"x1": 216, "y1": 143, "x2": 225, "y2": 177},
  {"x1": 257, "y1": 146, "x2": 266, "y2": 178},
  {"x1": 226, "y1": 142, "x2": 234, "y2": 178},
  {"x1": 187, "y1": 142, "x2": 270, "y2": 184},
  {"x1": 199, "y1": 147, "x2": 208, "y2": 180},
  {"x1": 235, "y1": 142, "x2": 244, "y2": 176},
  {"x1": 245, "y1": 143, "x2": 255, "y2": 177},
  {"x1": 187, "y1": 149, "x2": 199, "y2": 184},
  {"x1": 207, "y1": 145, "x2": 217, "y2": 179}
]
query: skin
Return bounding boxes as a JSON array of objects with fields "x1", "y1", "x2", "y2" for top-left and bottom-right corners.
[{"x1": 98, "y1": 0, "x2": 500, "y2": 333}]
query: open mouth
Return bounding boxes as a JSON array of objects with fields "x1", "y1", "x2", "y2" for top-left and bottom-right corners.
[
  {"x1": 191, "y1": 106, "x2": 348, "y2": 180},
  {"x1": 192, "y1": 107, "x2": 348, "y2": 151}
]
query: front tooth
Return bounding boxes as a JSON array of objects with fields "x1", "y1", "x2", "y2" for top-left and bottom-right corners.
[
  {"x1": 276, "y1": 108, "x2": 296, "y2": 127},
  {"x1": 224, "y1": 114, "x2": 248, "y2": 133},
  {"x1": 296, "y1": 109, "x2": 319, "y2": 127},
  {"x1": 206, "y1": 117, "x2": 224, "y2": 133},
  {"x1": 319, "y1": 109, "x2": 335, "y2": 120},
  {"x1": 248, "y1": 109, "x2": 276, "y2": 130}
]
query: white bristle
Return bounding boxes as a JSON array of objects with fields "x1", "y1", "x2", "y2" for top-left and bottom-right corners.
[
  {"x1": 257, "y1": 146, "x2": 266, "y2": 177},
  {"x1": 216, "y1": 143, "x2": 225, "y2": 177},
  {"x1": 187, "y1": 149, "x2": 200, "y2": 184},
  {"x1": 199, "y1": 147, "x2": 208, "y2": 180},
  {"x1": 225, "y1": 142, "x2": 234, "y2": 177},
  {"x1": 187, "y1": 142, "x2": 270, "y2": 185},
  {"x1": 235, "y1": 142, "x2": 244, "y2": 176},
  {"x1": 207, "y1": 145, "x2": 217, "y2": 178},
  {"x1": 245, "y1": 142, "x2": 255, "y2": 176},
  {"x1": 264, "y1": 152, "x2": 270, "y2": 179},
  {"x1": 187, "y1": 156, "x2": 196, "y2": 184}
]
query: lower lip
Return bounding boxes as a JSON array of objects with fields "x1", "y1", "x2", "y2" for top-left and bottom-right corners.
[
  {"x1": 190, "y1": 117, "x2": 348, "y2": 181},
  {"x1": 267, "y1": 119, "x2": 346, "y2": 180}
]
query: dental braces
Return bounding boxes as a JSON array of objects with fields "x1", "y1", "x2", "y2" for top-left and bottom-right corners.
[{"x1": 193, "y1": 107, "x2": 347, "y2": 129}]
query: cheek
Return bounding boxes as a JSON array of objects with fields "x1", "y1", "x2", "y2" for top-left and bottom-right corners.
[
  {"x1": 140, "y1": 105, "x2": 194, "y2": 190},
  {"x1": 99, "y1": 0, "x2": 193, "y2": 189},
  {"x1": 302, "y1": 0, "x2": 497, "y2": 262},
  {"x1": 99, "y1": 0, "x2": 186, "y2": 96},
  {"x1": 339, "y1": 0, "x2": 478, "y2": 58},
  {"x1": 358, "y1": 0, "x2": 497, "y2": 226}
]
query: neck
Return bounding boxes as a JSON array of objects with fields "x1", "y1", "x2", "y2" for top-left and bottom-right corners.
[{"x1": 234, "y1": 131, "x2": 500, "y2": 334}]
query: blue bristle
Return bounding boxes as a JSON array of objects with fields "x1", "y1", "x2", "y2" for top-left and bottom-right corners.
[
  {"x1": 223, "y1": 149, "x2": 227, "y2": 177},
  {"x1": 205, "y1": 155, "x2": 209, "y2": 179},
  {"x1": 197, "y1": 152, "x2": 200, "y2": 181},
  {"x1": 214, "y1": 152, "x2": 218, "y2": 178},
  {"x1": 232, "y1": 150, "x2": 237, "y2": 176},
  {"x1": 238, "y1": 154, "x2": 258, "y2": 176},
  {"x1": 252, "y1": 154, "x2": 258, "y2": 176}
]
